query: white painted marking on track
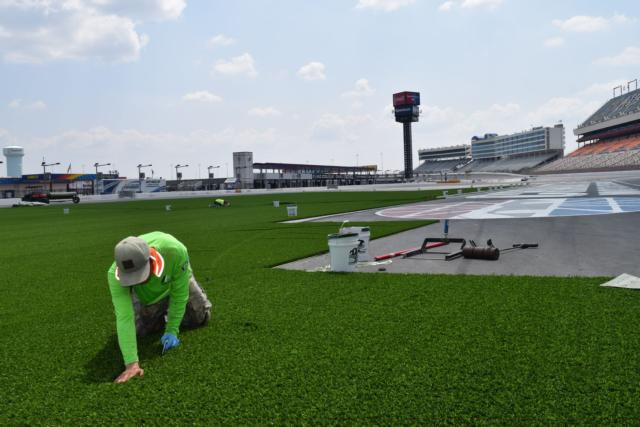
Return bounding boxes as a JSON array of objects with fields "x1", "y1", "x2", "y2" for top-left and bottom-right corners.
[
  {"x1": 536, "y1": 198, "x2": 565, "y2": 217},
  {"x1": 373, "y1": 181, "x2": 640, "y2": 221},
  {"x1": 597, "y1": 182, "x2": 640, "y2": 196},
  {"x1": 607, "y1": 198, "x2": 623, "y2": 213}
]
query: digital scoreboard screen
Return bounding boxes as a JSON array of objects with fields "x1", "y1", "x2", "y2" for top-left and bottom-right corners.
[{"x1": 393, "y1": 91, "x2": 420, "y2": 107}]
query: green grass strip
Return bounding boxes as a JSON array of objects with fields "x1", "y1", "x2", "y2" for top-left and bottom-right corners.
[{"x1": 1, "y1": 190, "x2": 637, "y2": 425}]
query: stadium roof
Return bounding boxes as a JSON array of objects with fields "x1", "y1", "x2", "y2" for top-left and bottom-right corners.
[
  {"x1": 253, "y1": 162, "x2": 377, "y2": 172},
  {"x1": 418, "y1": 144, "x2": 470, "y2": 154},
  {"x1": 576, "y1": 121, "x2": 640, "y2": 142},
  {"x1": 575, "y1": 88, "x2": 640, "y2": 136}
]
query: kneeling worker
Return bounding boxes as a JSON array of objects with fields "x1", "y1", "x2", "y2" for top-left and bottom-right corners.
[
  {"x1": 107, "y1": 231, "x2": 212, "y2": 383},
  {"x1": 212, "y1": 198, "x2": 230, "y2": 207}
]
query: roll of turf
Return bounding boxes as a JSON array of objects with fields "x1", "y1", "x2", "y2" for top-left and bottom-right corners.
[{"x1": 462, "y1": 246, "x2": 500, "y2": 260}]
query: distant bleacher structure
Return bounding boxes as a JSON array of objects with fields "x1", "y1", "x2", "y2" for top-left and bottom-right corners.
[
  {"x1": 458, "y1": 125, "x2": 564, "y2": 173},
  {"x1": 414, "y1": 145, "x2": 471, "y2": 175},
  {"x1": 538, "y1": 79, "x2": 640, "y2": 173}
]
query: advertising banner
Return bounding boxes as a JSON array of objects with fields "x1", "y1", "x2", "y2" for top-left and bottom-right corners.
[{"x1": 98, "y1": 179, "x2": 166, "y2": 194}]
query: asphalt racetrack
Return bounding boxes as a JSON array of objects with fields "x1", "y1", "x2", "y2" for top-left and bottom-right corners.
[{"x1": 279, "y1": 170, "x2": 640, "y2": 277}]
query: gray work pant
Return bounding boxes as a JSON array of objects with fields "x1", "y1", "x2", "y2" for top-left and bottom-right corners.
[{"x1": 132, "y1": 275, "x2": 213, "y2": 337}]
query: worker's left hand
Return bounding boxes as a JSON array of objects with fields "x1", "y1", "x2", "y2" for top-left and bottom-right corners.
[{"x1": 160, "y1": 333, "x2": 180, "y2": 354}]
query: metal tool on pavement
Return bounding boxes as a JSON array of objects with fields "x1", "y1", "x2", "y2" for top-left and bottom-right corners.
[{"x1": 402, "y1": 237, "x2": 467, "y2": 260}]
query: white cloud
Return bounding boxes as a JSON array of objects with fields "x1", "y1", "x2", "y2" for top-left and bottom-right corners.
[
  {"x1": 438, "y1": 1, "x2": 454, "y2": 12},
  {"x1": 579, "y1": 79, "x2": 627, "y2": 97},
  {"x1": 544, "y1": 37, "x2": 565, "y2": 48},
  {"x1": 342, "y1": 78, "x2": 375, "y2": 98},
  {"x1": 436, "y1": 0, "x2": 503, "y2": 12},
  {"x1": 248, "y1": 107, "x2": 282, "y2": 117},
  {"x1": 413, "y1": 80, "x2": 624, "y2": 153},
  {"x1": 212, "y1": 53, "x2": 258, "y2": 78},
  {"x1": 420, "y1": 104, "x2": 460, "y2": 125},
  {"x1": 311, "y1": 113, "x2": 374, "y2": 142},
  {"x1": 182, "y1": 91, "x2": 223, "y2": 103},
  {"x1": 297, "y1": 61, "x2": 326, "y2": 81},
  {"x1": 526, "y1": 97, "x2": 596, "y2": 125},
  {"x1": 595, "y1": 46, "x2": 640, "y2": 66},
  {"x1": 29, "y1": 100, "x2": 47, "y2": 110},
  {"x1": 552, "y1": 14, "x2": 632, "y2": 33},
  {"x1": 23, "y1": 126, "x2": 278, "y2": 178},
  {"x1": 0, "y1": 0, "x2": 184, "y2": 63},
  {"x1": 88, "y1": 0, "x2": 187, "y2": 21},
  {"x1": 355, "y1": 0, "x2": 416, "y2": 12},
  {"x1": 460, "y1": 0, "x2": 503, "y2": 9},
  {"x1": 208, "y1": 34, "x2": 235, "y2": 47},
  {"x1": 8, "y1": 99, "x2": 47, "y2": 110}
]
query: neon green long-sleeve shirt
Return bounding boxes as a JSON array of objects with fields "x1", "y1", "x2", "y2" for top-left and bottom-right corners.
[{"x1": 107, "y1": 231, "x2": 192, "y2": 365}]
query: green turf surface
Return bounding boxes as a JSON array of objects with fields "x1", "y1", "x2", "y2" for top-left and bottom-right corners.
[{"x1": 1, "y1": 190, "x2": 639, "y2": 425}]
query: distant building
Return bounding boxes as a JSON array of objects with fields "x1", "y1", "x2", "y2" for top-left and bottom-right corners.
[
  {"x1": 252, "y1": 162, "x2": 378, "y2": 188},
  {"x1": 470, "y1": 125, "x2": 564, "y2": 160},
  {"x1": 415, "y1": 145, "x2": 471, "y2": 174},
  {"x1": 0, "y1": 173, "x2": 100, "y2": 198},
  {"x1": 229, "y1": 151, "x2": 379, "y2": 189}
]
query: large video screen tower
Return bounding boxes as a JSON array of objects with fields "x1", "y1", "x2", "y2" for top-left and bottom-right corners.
[{"x1": 393, "y1": 91, "x2": 420, "y2": 179}]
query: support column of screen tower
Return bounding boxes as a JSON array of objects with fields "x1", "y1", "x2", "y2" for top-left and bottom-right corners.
[{"x1": 393, "y1": 91, "x2": 421, "y2": 180}]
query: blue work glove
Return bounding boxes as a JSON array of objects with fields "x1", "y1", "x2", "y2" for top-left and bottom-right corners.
[{"x1": 160, "y1": 333, "x2": 180, "y2": 354}]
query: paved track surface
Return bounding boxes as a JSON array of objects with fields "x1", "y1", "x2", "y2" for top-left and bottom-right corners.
[
  {"x1": 279, "y1": 170, "x2": 640, "y2": 277},
  {"x1": 278, "y1": 212, "x2": 640, "y2": 277}
]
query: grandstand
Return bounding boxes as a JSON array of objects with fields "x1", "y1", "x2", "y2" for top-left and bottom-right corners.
[
  {"x1": 461, "y1": 152, "x2": 559, "y2": 173},
  {"x1": 537, "y1": 79, "x2": 640, "y2": 173},
  {"x1": 414, "y1": 145, "x2": 470, "y2": 174},
  {"x1": 459, "y1": 125, "x2": 564, "y2": 173}
]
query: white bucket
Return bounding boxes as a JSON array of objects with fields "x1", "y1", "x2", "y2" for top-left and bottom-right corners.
[
  {"x1": 63, "y1": 208, "x2": 70, "y2": 215},
  {"x1": 327, "y1": 233, "x2": 359, "y2": 272},
  {"x1": 287, "y1": 205, "x2": 298, "y2": 217},
  {"x1": 443, "y1": 190, "x2": 448, "y2": 198},
  {"x1": 273, "y1": 200, "x2": 280, "y2": 207},
  {"x1": 341, "y1": 226, "x2": 371, "y2": 262}
]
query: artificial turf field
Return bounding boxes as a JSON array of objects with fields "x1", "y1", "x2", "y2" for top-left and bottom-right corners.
[{"x1": 1, "y1": 190, "x2": 640, "y2": 425}]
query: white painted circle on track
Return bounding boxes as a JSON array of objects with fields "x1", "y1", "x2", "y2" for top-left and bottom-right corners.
[{"x1": 376, "y1": 197, "x2": 640, "y2": 220}]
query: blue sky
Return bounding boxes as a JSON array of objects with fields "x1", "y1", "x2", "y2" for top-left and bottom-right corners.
[{"x1": 1, "y1": 0, "x2": 639, "y2": 178}]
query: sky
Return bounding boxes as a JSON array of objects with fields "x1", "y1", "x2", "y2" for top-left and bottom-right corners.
[{"x1": 0, "y1": 0, "x2": 639, "y2": 179}]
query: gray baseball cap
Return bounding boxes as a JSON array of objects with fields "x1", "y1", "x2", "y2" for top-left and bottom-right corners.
[{"x1": 114, "y1": 236, "x2": 151, "y2": 286}]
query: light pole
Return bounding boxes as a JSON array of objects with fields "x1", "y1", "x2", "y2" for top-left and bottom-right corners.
[
  {"x1": 93, "y1": 162, "x2": 110, "y2": 195},
  {"x1": 41, "y1": 159, "x2": 60, "y2": 191},
  {"x1": 137, "y1": 163, "x2": 152, "y2": 192},
  {"x1": 207, "y1": 165, "x2": 220, "y2": 190},
  {"x1": 41, "y1": 160, "x2": 60, "y2": 174},
  {"x1": 175, "y1": 164, "x2": 189, "y2": 181},
  {"x1": 94, "y1": 162, "x2": 110, "y2": 175}
]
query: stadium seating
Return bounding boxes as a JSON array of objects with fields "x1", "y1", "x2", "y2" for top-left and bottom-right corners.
[
  {"x1": 457, "y1": 153, "x2": 558, "y2": 173},
  {"x1": 552, "y1": 86, "x2": 640, "y2": 172},
  {"x1": 414, "y1": 159, "x2": 466, "y2": 174},
  {"x1": 580, "y1": 88, "x2": 640, "y2": 128},
  {"x1": 566, "y1": 135, "x2": 640, "y2": 157},
  {"x1": 536, "y1": 148, "x2": 640, "y2": 172}
]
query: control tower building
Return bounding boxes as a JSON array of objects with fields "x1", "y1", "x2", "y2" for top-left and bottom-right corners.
[{"x1": 393, "y1": 92, "x2": 421, "y2": 180}]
